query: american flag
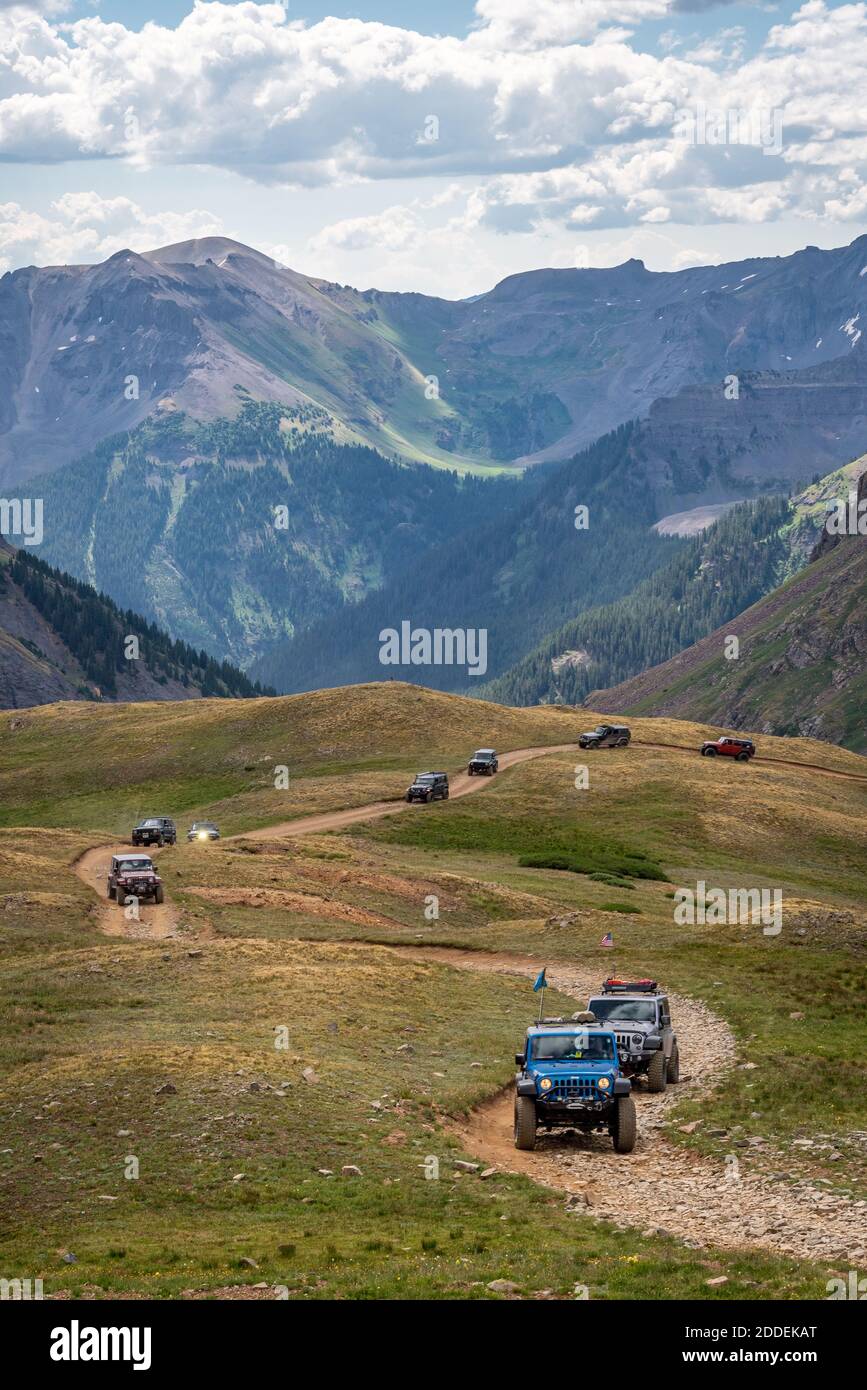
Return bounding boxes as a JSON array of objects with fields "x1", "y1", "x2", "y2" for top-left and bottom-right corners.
[{"x1": 600, "y1": 932, "x2": 614, "y2": 948}]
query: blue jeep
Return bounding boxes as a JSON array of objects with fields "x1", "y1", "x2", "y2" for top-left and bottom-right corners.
[{"x1": 514, "y1": 1016, "x2": 637, "y2": 1153}]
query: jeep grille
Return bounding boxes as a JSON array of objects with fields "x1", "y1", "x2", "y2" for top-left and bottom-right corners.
[{"x1": 540, "y1": 1077, "x2": 597, "y2": 1102}]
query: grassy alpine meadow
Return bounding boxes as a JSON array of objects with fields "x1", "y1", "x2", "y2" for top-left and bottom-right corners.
[
  {"x1": 0, "y1": 895, "x2": 841, "y2": 1300},
  {"x1": 1, "y1": 685, "x2": 866, "y2": 1297}
]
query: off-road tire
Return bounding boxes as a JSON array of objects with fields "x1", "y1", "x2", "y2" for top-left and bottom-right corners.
[
  {"x1": 468, "y1": 767, "x2": 475, "y2": 776},
  {"x1": 107, "y1": 881, "x2": 115, "y2": 899},
  {"x1": 425, "y1": 791, "x2": 433, "y2": 803},
  {"x1": 154, "y1": 885, "x2": 164, "y2": 904},
  {"x1": 736, "y1": 751, "x2": 750, "y2": 762},
  {"x1": 442, "y1": 789, "x2": 449, "y2": 799},
  {"x1": 116, "y1": 891, "x2": 127, "y2": 909},
  {"x1": 667, "y1": 1044, "x2": 680, "y2": 1084},
  {"x1": 611, "y1": 1095, "x2": 637, "y2": 1153},
  {"x1": 647, "y1": 1049, "x2": 667, "y2": 1092},
  {"x1": 514, "y1": 1095, "x2": 537, "y2": 1151},
  {"x1": 703, "y1": 746, "x2": 716, "y2": 756}
]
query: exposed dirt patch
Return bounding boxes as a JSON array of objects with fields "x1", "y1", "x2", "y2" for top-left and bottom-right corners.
[{"x1": 185, "y1": 885, "x2": 399, "y2": 929}]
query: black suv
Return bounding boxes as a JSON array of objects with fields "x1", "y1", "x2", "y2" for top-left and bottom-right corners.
[
  {"x1": 468, "y1": 749, "x2": 498, "y2": 776},
  {"x1": 585, "y1": 978, "x2": 679, "y2": 1092},
  {"x1": 132, "y1": 817, "x2": 176, "y2": 847},
  {"x1": 578, "y1": 724, "x2": 631, "y2": 749},
  {"x1": 406, "y1": 772, "x2": 449, "y2": 803}
]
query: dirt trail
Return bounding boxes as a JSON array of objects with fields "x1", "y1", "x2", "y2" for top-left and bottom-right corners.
[
  {"x1": 392, "y1": 946, "x2": 866, "y2": 1267},
  {"x1": 72, "y1": 844, "x2": 181, "y2": 940},
  {"x1": 65, "y1": 741, "x2": 866, "y2": 1265},
  {"x1": 230, "y1": 738, "x2": 865, "y2": 844},
  {"x1": 229, "y1": 743, "x2": 584, "y2": 840},
  {"x1": 232, "y1": 739, "x2": 866, "y2": 844}
]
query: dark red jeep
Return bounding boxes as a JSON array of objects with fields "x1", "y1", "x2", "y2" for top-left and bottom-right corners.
[
  {"x1": 700, "y1": 735, "x2": 756, "y2": 762},
  {"x1": 107, "y1": 854, "x2": 164, "y2": 905}
]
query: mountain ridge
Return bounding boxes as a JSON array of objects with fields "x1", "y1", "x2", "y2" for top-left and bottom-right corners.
[{"x1": 5, "y1": 231, "x2": 867, "y2": 488}]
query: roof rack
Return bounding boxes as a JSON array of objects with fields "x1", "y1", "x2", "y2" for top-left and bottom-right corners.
[{"x1": 602, "y1": 977, "x2": 659, "y2": 993}]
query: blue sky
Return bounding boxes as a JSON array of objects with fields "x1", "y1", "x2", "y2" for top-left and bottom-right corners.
[{"x1": 1, "y1": 1, "x2": 864, "y2": 297}]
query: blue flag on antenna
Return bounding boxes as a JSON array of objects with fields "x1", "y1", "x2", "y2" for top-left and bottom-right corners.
[{"x1": 532, "y1": 967, "x2": 547, "y2": 992}]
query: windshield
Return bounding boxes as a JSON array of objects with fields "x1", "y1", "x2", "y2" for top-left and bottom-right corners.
[
  {"x1": 414, "y1": 775, "x2": 435, "y2": 784},
  {"x1": 530, "y1": 1033, "x2": 615, "y2": 1062},
  {"x1": 589, "y1": 998, "x2": 657, "y2": 1024},
  {"x1": 139, "y1": 820, "x2": 161, "y2": 828},
  {"x1": 192, "y1": 823, "x2": 217, "y2": 830},
  {"x1": 118, "y1": 859, "x2": 152, "y2": 873},
  {"x1": 474, "y1": 750, "x2": 493, "y2": 759}
]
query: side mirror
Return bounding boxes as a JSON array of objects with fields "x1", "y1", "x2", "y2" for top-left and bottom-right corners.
[{"x1": 515, "y1": 1053, "x2": 525, "y2": 1067}]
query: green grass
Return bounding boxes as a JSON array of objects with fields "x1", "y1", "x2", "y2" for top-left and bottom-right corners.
[
  {"x1": 0, "y1": 928, "x2": 834, "y2": 1300},
  {"x1": 1, "y1": 686, "x2": 865, "y2": 1297}
]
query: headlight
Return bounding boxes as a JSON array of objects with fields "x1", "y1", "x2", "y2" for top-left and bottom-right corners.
[
  {"x1": 632, "y1": 1034, "x2": 643, "y2": 1049},
  {"x1": 539, "y1": 1077, "x2": 552, "y2": 1091},
  {"x1": 198, "y1": 831, "x2": 208, "y2": 840},
  {"x1": 597, "y1": 1076, "x2": 611, "y2": 1090}
]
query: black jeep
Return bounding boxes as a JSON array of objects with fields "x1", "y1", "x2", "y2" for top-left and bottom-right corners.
[
  {"x1": 406, "y1": 772, "x2": 449, "y2": 803},
  {"x1": 468, "y1": 748, "x2": 498, "y2": 776},
  {"x1": 107, "y1": 854, "x2": 165, "y2": 906},
  {"x1": 585, "y1": 978, "x2": 679, "y2": 1092},
  {"x1": 132, "y1": 817, "x2": 176, "y2": 847},
  {"x1": 578, "y1": 724, "x2": 631, "y2": 749}
]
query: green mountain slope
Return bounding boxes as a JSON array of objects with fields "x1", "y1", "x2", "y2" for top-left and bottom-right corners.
[
  {"x1": 479, "y1": 459, "x2": 867, "y2": 713},
  {"x1": 28, "y1": 402, "x2": 519, "y2": 668},
  {"x1": 589, "y1": 481, "x2": 867, "y2": 751},
  {"x1": 480, "y1": 495, "x2": 793, "y2": 707},
  {"x1": 0, "y1": 541, "x2": 270, "y2": 709},
  {"x1": 251, "y1": 422, "x2": 683, "y2": 694}
]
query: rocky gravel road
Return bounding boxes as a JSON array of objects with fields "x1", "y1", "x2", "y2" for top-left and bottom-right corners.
[{"x1": 403, "y1": 948, "x2": 866, "y2": 1268}]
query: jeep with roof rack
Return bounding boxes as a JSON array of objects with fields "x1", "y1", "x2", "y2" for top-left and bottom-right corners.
[
  {"x1": 584, "y1": 978, "x2": 679, "y2": 1093},
  {"x1": 514, "y1": 1013, "x2": 636, "y2": 1153}
]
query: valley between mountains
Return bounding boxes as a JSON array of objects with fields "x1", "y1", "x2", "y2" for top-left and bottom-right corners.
[{"x1": 3, "y1": 232, "x2": 866, "y2": 745}]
